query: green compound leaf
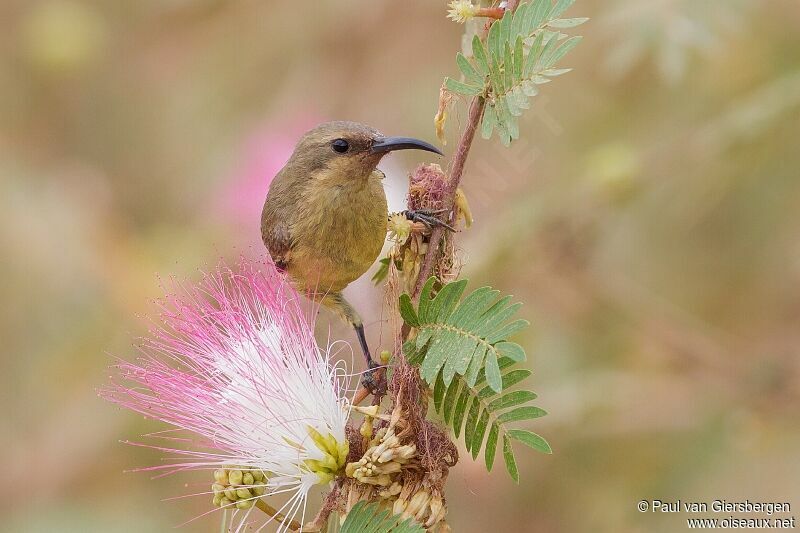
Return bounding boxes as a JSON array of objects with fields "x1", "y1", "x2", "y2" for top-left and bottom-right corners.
[
  {"x1": 446, "y1": 0, "x2": 587, "y2": 145},
  {"x1": 340, "y1": 501, "x2": 426, "y2": 533},
  {"x1": 402, "y1": 278, "x2": 527, "y2": 393},
  {"x1": 399, "y1": 278, "x2": 549, "y2": 481}
]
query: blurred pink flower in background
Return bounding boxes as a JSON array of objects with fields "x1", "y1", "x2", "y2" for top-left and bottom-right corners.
[{"x1": 215, "y1": 113, "x2": 322, "y2": 246}]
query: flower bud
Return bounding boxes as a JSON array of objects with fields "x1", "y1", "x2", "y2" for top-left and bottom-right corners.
[
  {"x1": 228, "y1": 469, "x2": 243, "y2": 486},
  {"x1": 211, "y1": 466, "x2": 269, "y2": 509},
  {"x1": 236, "y1": 499, "x2": 254, "y2": 510},
  {"x1": 213, "y1": 469, "x2": 229, "y2": 485}
]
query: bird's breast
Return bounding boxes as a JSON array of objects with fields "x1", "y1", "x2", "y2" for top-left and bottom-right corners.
[{"x1": 291, "y1": 175, "x2": 388, "y2": 292}]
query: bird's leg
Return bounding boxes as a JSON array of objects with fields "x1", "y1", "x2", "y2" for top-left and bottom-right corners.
[
  {"x1": 353, "y1": 322, "x2": 372, "y2": 365},
  {"x1": 402, "y1": 209, "x2": 456, "y2": 232},
  {"x1": 322, "y1": 292, "x2": 386, "y2": 395}
]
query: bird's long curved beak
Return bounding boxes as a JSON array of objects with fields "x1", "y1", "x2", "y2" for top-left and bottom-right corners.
[{"x1": 371, "y1": 136, "x2": 443, "y2": 156}]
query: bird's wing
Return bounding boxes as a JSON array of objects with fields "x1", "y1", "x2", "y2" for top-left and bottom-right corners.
[
  {"x1": 263, "y1": 222, "x2": 292, "y2": 272},
  {"x1": 261, "y1": 192, "x2": 293, "y2": 272}
]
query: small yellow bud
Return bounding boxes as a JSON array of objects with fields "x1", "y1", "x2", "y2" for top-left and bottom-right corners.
[
  {"x1": 224, "y1": 487, "x2": 238, "y2": 501},
  {"x1": 236, "y1": 488, "x2": 252, "y2": 500},
  {"x1": 360, "y1": 418, "x2": 373, "y2": 439},
  {"x1": 454, "y1": 188, "x2": 473, "y2": 228},
  {"x1": 242, "y1": 472, "x2": 254, "y2": 486},
  {"x1": 236, "y1": 499, "x2": 254, "y2": 510},
  {"x1": 353, "y1": 405, "x2": 380, "y2": 417},
  {"x1": 213, "y1": 469, "x2": 228, "y2": 485},
  {"x1": 228, "y1": 469, "x2": 243, "y2": 486}
]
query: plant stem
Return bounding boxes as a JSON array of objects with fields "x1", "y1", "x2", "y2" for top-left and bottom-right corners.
[
  {"x1": 476, "y1": 7, "x2": 505, "y2": 19},
  {"x1": 411, "y1": 95, "x2": 486, "y2": 299},
  {"x1": 255, "y1": 499, "x2": 302, "y2": 531},
  {"x1": 364, "y1": 2, "x2": 519, "y2": 406},
  {"x1": 220, "y1": 509, "x2": 228, "y2": 533},
  {"x1": 411, "y1": 0, "x2": 520, "y2": 299}
]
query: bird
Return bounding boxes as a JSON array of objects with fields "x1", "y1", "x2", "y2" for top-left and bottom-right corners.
[{"x1": 260, "y1": 121, "x2": 445, "y2": 392}]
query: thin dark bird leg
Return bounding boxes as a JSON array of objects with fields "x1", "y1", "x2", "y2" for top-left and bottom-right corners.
[
  {"x1": 353, "y1": 322, "x2": 373, "y2": 365},
  {"x1": 323, "y1": 292, "x2": 386, "y2": 394}
]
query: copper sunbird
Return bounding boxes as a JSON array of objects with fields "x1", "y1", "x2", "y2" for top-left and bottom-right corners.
[{"x1": 261, "y1": 121, "x2": 446, "y2": 391}]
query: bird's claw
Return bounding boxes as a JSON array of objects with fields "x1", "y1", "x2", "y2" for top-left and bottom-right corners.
[
  {"x1": 402, "y1": 209, "x2": 456, "y2": 232},
  {"x1": 361, "y1": 360, "x2": 387, "y2": 396}
]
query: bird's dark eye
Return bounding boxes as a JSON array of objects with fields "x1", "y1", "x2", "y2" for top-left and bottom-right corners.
[{"x1": 331, "y1": 139, "x2": 350, "y2": 153}]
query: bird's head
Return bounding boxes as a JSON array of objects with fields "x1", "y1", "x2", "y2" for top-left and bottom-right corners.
[{"x1": 286, "y1": 121, "x2": 442, "y2": 184}]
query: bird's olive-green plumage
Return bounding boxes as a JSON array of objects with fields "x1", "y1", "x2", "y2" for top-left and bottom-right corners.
[
  {"x1": 260, "y1": 120, "x2": 442, "y2": 375},
  {"x1": 261, "y1": 121, "x2": 389, "y2": 323}
]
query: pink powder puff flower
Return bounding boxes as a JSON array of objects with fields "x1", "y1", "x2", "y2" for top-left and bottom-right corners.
[{"x1": 102, "y1": 258, "x2": 352, "y2": 532}]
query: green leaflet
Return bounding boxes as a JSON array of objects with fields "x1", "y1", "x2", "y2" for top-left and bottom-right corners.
[
  {"x1": 444, "y1": 0, "x2": 586, "y2": 146},
  {"x1": 457, "y1": 51, "x2": 484, "y2": 84},
  {"x1": 431, "y1": 368, "x2": 550, "y2": 481},
  {"x1": 444, "y1": 77, "x2": 483, "y2": 97},
  {"x1": 340, "y1": 501, "x2": 426, "y2": 533},
  {"x1": 398, "y1": 293, "x2": 419, "y2": 328},
  {"x1": 509, "y1": 428, "x2": 553, "y2": 454},
  {"x1": 399, "y1": 278, "x2": 550, "y2": 481},
  {"x1": 371, "y1": 256, "x2": 391, "y2": 284},
  {"x1": 503, "y1": 434, "x2": 519, "y2": 483},
  {"x1": 548, "y1": 17, "x2": 590, "y2": 28},
  {"x1": 402, "y1": 278, "x2": 526, "y2": 393}
]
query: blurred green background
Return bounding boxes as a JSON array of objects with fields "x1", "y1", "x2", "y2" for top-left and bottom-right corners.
[{"x1": 2, "y1": 1, "x2": 799, "y2": 531}]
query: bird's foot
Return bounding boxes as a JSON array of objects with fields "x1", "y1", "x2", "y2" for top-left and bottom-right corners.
[
  {"x1": 403, "y1": 209, "x2": 456, "y2": 232},
  {"x1": 361, "y1": 359, "x2": 387, "y2": 396}
]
